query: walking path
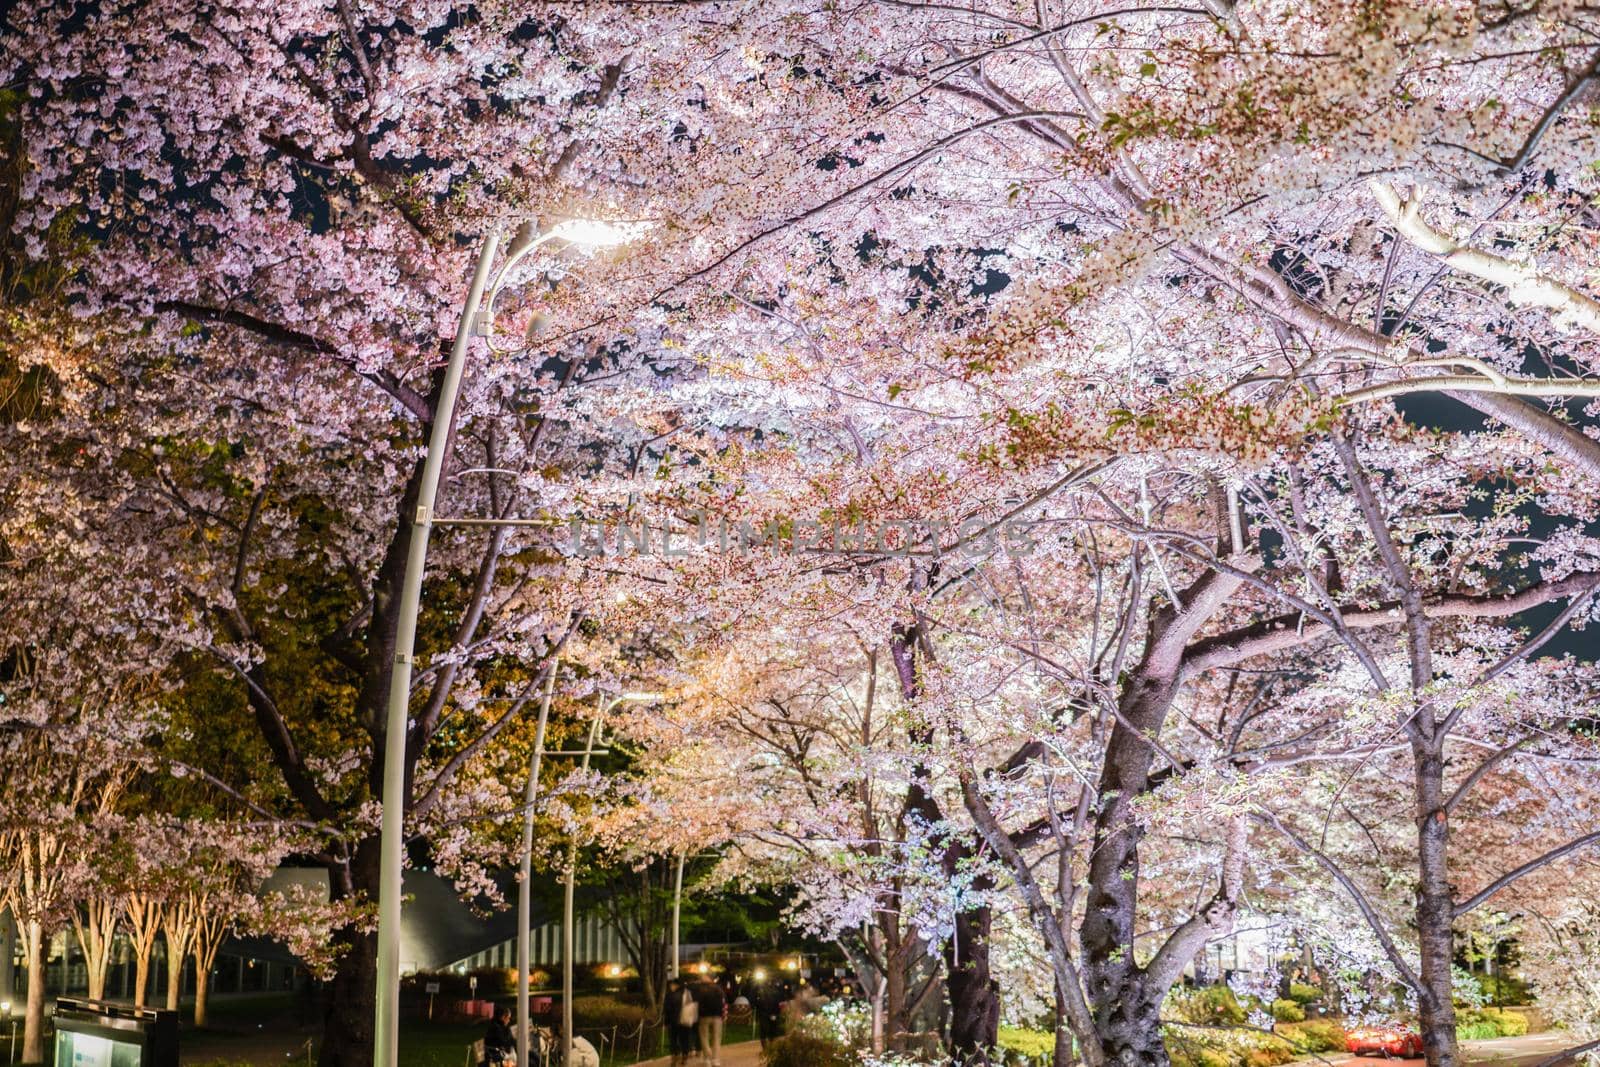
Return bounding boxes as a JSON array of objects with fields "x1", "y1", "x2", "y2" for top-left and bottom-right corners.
[
  {"x1": 626, "y1": 1032, "x2": 1580, "y2": 1067},
  {"x1": 630, "y1": 1041, "x2": 763, "y2": 1067},
  {"x1": 1338, "y1": 1031, "x2": 1586, "y2": 1067}
]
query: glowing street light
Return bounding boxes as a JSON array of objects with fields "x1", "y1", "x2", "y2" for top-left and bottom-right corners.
[
  {"x1": 372, "y1": 220, "x2": 646, "y2": 1067},
  {"x1": 545, "y1": 218, "x2": 650, "y2": 248}
]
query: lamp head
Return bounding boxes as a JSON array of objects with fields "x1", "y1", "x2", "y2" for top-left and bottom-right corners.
[{"x1": 545, "y1": 218, "x2": 647, "y2": 249}]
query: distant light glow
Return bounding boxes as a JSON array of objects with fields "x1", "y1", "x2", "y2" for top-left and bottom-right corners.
[{"x1": 546, "y1": 218, "x2": 649, "y2": 249}]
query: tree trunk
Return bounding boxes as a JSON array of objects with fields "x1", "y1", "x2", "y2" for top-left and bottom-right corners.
[
  {"x1": 194, "y1": 964, "x2": 210, "y2": 1028},
  {"x1": 165, "y1": 954, "x2": 184, "y2": 1011},
  {"x1": 134, "y1": 950, "x2": 151, "y2": 1008},
  {"x1": 22, "y1": 920, "x2": 45, "y2": 1065},
  {"x1": 1054, "y1": 983, "x2": 1077, "y2": 1067},
  {"x1": 126, "y1": 895, "x2": 162, "y2": 1009},
  {"x1": 890, "y1": 616, "x2": 1000, "y2": 1065},
  {"x1": 1413, "y1": 740, "x2": 1461, "y2": 1067},
  {"x1": 945, "y1": 901, "x2": 997, "y2": 1065},
  {"x1": 882, "y1": 919, "x2": 906, "y2": 1051},
  {"x1": 1081, "y1": 676, "x2": 1177, "y2": 1067},
  {"x1": 318, "y1": 840, "x2": 380, "y2": 1067}
]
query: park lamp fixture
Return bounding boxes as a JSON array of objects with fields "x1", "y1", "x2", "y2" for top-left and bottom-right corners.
[
  {"x1": 373, "y1": 216, "x2": 651, "y2": 1067},
  {"x1": 478, "y1": 216, "x2": 650, "y2": 356},
  {"x1": 544, "y1": 218, "x2": 649, "y2": 248}
]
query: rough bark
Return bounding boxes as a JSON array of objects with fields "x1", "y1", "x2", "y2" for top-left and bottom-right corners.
[
  {"x1": 21, "y1": 919, "x2": 45, "y2": 1064},
  {"x1": 945, "y1": 898, "x2": 998, "y2": 1063},
  {"x1": 1079, "y1": 561, "x2": 1248, "y2": 1067},
  {"x1": 1413, "y1": 739, "x2": 1461, "y2": 1067},
  {"x1": 72, "y1": 898, "x2": 117, "y2": 1002},
  {"x1": 125, "y1": 893, "x2": 161, "y2": 1008},
  {"x1": 163, "y1": 923, "x2": 193, "y2": 1011},
  {"x1": 319, "y1": 839, "x2": 381, "y2": 1067},
  {"x1": 1053, "y1": 983, "x2": 1076, "y2": 1067},
  {"x1": 891, "y1": 618, "x2": 1000, "y2": 1063}
]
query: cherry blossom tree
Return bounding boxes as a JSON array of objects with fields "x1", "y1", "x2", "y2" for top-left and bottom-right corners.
[{"x1": 11, "y1": 6, "x2": 1600, "y2": 1067}]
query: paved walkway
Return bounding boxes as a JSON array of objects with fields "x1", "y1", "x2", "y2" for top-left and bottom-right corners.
[
  {"x1": 630, "y1": 1042, "x2": 763, "y2": 1067},
  {"x1": 627, "y1": 1032, "x2": 1581, "y2": 1067},
  {"x1": 1306, "y1": 1031, "x2": 1584, "y2": 1067}
]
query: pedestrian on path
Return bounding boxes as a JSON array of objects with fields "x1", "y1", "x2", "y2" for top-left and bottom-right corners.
[
  {"x1": 664, "y1": 977, "x2": 699, "y2": 1067},
  {"x1": 752, "y1": 977, "x2": 786, "y2": 1049},
  {"x1": 694, "y1": 973, "x2": 727, "y2": 1066}
]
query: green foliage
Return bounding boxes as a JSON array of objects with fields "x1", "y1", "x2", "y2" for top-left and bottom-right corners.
[
  {"x1": 1167, "y1": 985, "x2": 1248, "y2": 1026},
  {"x1": 1482, "y1": 1007, "x2": 1529, "y2": 1036},
  {"x1": 1453, "y1": 966, "x2": 1487, "y2": 1009},
  {"x1": 1456, "y1": 1007, "x2": 1529, "y2": 1040},
  {"x1": 1276, "y1": 1020, "x2": 1347, "y2": 1054},
  {"x1": 1476, "y1": 974, "x2": 1532, "y2": 1004},
  {"x1": 466, "y1": 967, "x2": 515, "y2": 998},
  {"x1": 1169, "y1": 1047, "x2": 1234, "y2": 1067},
  {"x1": 760, "y1": 1034, "x2": 854, "y2": 1067},
  {"x1": 1285, "y1": 983, "x2": 1323, "y2": 1005},
  {"x1": 1165, "y1": 984, "x2": 1299, "y2": 1067},
  {"x1": 571, "y1": 994, "x2": 651, "y2": 1031},
  {"x1": 1270, "y1": 999, "x2": 1305, "y2": 1023},
  {"x1": 997, "y1": 1025, "x2": 1055, "y2": 1064},
  {"x1": 1242, "y1": 1047, "x2": 1296, "y2": 1067},
  {"x1": 791, "y1": 999, "x2": 873, "y2": 1050}
]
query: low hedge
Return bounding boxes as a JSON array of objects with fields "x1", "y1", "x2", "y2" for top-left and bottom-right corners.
[
  {"x1": 997, "y1": 1025, "x2": 1055, "y2": 1064},
  {"x1": 1276, "y1": 1020, "x2": 1347, "y2": 1054},
  {"x1": 1168, "y1": 986, "x2": 1249, "y2": 1026},
  {"x1": 760, "y1": 1034, "x2": 854, "y2": 1067},
  {"x1": 1286, "y1": 983, "x2": 1324, "y2": 1005},
  {"x1": 1457, "y1": 1007, "x2": 1529, "y2": 1040},
  {"x1": 1270, "y1": 1000, "x2": 1305, "y2": 1023},
  {"x1": 571, "y1": 994, "x2": 651, "y2": 1031}
]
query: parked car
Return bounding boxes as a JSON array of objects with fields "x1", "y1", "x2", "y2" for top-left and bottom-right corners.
[{"x1": 1345, "y1": 1024, "x2": 1426, "y2": 1058}]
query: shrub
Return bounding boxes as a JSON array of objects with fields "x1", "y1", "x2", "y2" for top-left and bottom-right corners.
[
  {"x1": 1456, "y1": 1007, "x2": 1531, "y2": 1040},
  {"x1": 1243, "y1": 1047, "x2": 1296, "y2": 1067},
  {"x1": 467, "y1": 967, "x2": 516, "y2": 998},
  {"x1": 1286, "y1": 983, "x2": 1323, "y2": 1005},
  {"x1": 1169, "y1": 1046, "x2": 1233, "y2": 1067},
  {"x1": 1168, "y1": 986, "x2": 1248, "y2": 1026},
  {"x1": 1477, "y1": 974, "x2": 1532, "y2": 1004},
  {"x1": 761, "y1": 1034, "x2": 854, "y2": 1067},
  {"x1": 1454, "y1": 967, "x2": 1488, "y2": 1010},
  {"x1": 1481, "y1": 1008, "x2": 1529, "y2": 1036},
  {"x1": 792, "y1": 998, "x2": 873, "y2": 1049},
  {"x1": 1276, "y1": 1020, "x2": 1347, "y2": 1054},
  {"x1": 571, "y1": 994, "x2": 649, "y2": 1031},
  {"x1": 998, "y1": 1025, "x2": 1055, "y2": 1064},
  {"x1": 1270, "y1": 1000, "x2": 1305, "y2": 1023}
]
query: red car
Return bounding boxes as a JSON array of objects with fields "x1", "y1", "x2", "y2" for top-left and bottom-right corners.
[{"x1": 1345, "y1": 1025, "x2": 1426, "y2": 1058}]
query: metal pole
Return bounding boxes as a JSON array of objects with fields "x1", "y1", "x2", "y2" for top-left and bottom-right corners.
[
  {"x1": 372, "y1": 231, "x2": 502, "y2": 1067},
  {"x1": 670, "y1": 853, "x2": 684, "y2": 980},
  {"x1": 519, "y1": 664, "x2": 559, "y2": 1067},
  {"x1": 563, "y1": 712, "x2": 604, "y2": 1067}
]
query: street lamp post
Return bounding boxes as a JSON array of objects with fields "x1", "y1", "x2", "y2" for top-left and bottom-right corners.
[
  {"x1": 370, "y1": 219, "x2": 642, "y2": 1067},
  {"x1": 561, "y1": 714, "x2": 604, "y2": 1067},
  {"x1": 516, "y1": 664, "x2": 558, "y2": 1067},
  {"x1": 670, "y1": 853, "x2": 685, "y2": 980}
]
